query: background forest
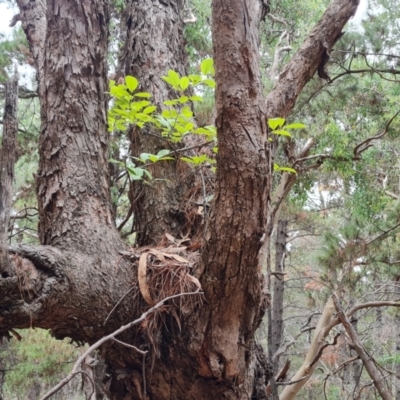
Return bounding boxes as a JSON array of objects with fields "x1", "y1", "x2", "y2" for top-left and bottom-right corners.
[{"x1": 0, "y1": 0, "x2": 400, "y2": 399}]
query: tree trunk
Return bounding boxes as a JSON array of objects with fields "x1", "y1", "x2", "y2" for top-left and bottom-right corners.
[
  {"x1": 271, "y1": 220, "x2": 288, "y2": 363},
  {"x1": 0, "y1": 70, "x2": 18, "y2": 277},
  {"x1": 0, "y1": 0, "x2": 360, "y2": 399},
  {"x1": 115, "y1": 0, "x2": 196, "y2": 245}
]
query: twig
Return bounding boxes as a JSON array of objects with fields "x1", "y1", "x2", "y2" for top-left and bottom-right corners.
[
  {"x1": 309, "y1": 333, "x2": 341, "y2": 368},
  {"x1": 276, "y1": 375, "x2": 309, "y2": 386},
  {"x1": 112, "y1": 338, "x2": 147, "y2": 355},
  {"x1": 112, "y1": 338, "x2": 148, "y2": 397},
  {"x1": 103, "y1": 286, "x2": 136, "y2": 326}
]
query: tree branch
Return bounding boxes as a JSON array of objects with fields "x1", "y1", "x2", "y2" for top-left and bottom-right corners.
[
  {"x1": 332, "y1": 293, "x2": 392, "y2": 400},
  {"x1": 266, "y1": 0, "x2": 360, "y2": 119}
]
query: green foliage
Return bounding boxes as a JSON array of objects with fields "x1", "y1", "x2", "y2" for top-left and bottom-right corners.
[
  {"x1": 269, "y1": 118, "x2": 305, "y2": 174},
  {"x1": 108, "y1": 59, "x2": 217, "y2": 180},
  {"x1": 109, "y1": 76, "x2": 304, "y2": 180},
  {"x1": 1, "y1": 329, "x2": 83, "y2": 398},
  {"x1": 0, "y1": 28, "x2": 29, "y2": 82},
  {"x1": 183, "y1": 0, "x2": 213, "y2": 70}
]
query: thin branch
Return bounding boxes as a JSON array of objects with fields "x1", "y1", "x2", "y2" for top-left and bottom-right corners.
[
  {"x1": 353, "y1": 109, "x2": 400, "y2": 156},
  {"x1": 103, "y1": 286, "x2": 136, "y2": 326},
  {"x1": 309, "y1": 333, "x2": 341, "y2": 368},
  {"x1": 332, "y1": 293, "x2": 391, "y2": 400},
  {"x1": 333, "y1": 49, "x2": 400, "y2": 59},
  {"x1": 276, "y1": 375, "x2": 310, "y2": 386},
  {"x1": 112, "y1": 338, "x2": 147, "y2": 355}
]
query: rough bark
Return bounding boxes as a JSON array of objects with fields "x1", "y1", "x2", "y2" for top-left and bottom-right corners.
[
  {"x1": 265, "y1": 0, "x2": 359, "y2": 119},
  {"x1": 0, "y1": 0, "x2": 361, "y2": 399},
  {"x1": 0, "y1": 70, "x2": 18, "y2": 278},
  {"x1": 115, "y1": 0, "x2": 194, "y2": 245},
  {"x1": 4, "y1": 0, "x2": 136, "y2": 381},
  {"x1": 189, "y1": 0, "x2": 269, "y2": 396}
]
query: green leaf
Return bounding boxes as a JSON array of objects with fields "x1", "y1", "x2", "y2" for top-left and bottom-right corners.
[
  {"x1": 273, "y1": 163, "x2": 296, "y2": 174},
  {"x1": 203, "y1": 79, "x2": 216, "y2": 89},
  {"x1": 109, "y1": 158, "x2": 123, "y2": 166},
  {"x1": 285, "y1": 123, "x2": 306, "y2": 130},
  {"x1": 157, "y1": 149, "x2": 172, "y2": 157},
  {"x1": 125, "y1": 76, "x2": 138, "y2": 92},
  {"x1": 138, "y1": 153, "x2": 150, "y2": 163},
  {"x1": 110, "y1": 85, "x2": 130, "y2": 99},
  {"x1": 143, "y1": 106, "x2": 156, "y2": 114},
  {"x1": 180, "y1": 154, "x2": 215, "y2": 166},
  {"x1": 134, "y1": 92, "x2": 152, "y2": 98},
  {"x1": 189, "y1": 95, "x2": 203, "y2": 102},
  {"x1": 182, "y1": 106, "x2": 193, "y2": 118},
  {"x1": 164, "y1": 99, "x2": 180, "y2": 106},
  {"x1": 162, "y1": 70, "x2": 180, "y2": 90},
  {"x1": 188, "y1": 74, "x2": 202, "y2": 85},
  {"x1": 271, "y1": 129, "x2": 292, "y2": 137},
  {"x1": 268, "y1": 118, "x2": 285, "y2": 130},
  {"x1": 127, "y1": 166, "x2": 145, "y2": 180},
  {"x1": 143, "y1": 169, "x2": 153, "y2": 180},
  {"x1": 278, "y1": 167, "x2": 297, "y2": 174},
  {"x1": 178, "y1": 96, "x2": 189, "y2": 104},
  {"x1": 162, "y1": 109, "x2": 178, "y2": 119},
  {"x1": 201, "y1": 58, "x2": 215, "y2": 75},
  {"x1": 179, "y1": 76, "x2": 190, "y2": 91}
]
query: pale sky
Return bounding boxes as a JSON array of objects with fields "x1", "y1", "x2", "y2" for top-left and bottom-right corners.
[
  {"x1": 0, "y1": 0, "x2": 369, "y2": 37},
  {"x1": 0, "y1": 0, "x2": 368, "y2": 83}
]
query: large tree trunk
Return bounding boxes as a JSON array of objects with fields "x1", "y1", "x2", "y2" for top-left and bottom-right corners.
[
  {"x1": 115, "y1": 0, "x2": 195, "y2": 245},
  {"x1": 0, "y1": 0, "x2": 360, "y2": 399}
]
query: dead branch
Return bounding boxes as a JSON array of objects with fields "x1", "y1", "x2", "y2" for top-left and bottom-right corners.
[
  {"x1": 279, "y1": 297, "x2": 336, "y2": 400},
  {"x1": 269, "y1": 31, "x2": 292, "y2": 81},
  {"x1": 309, "y1": 332, "x2": 341, "y2": 368},
  {"x1": 332, "y1": 293, "x2": 391, "y2": 400}
]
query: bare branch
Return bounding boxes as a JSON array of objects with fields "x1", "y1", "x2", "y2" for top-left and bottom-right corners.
[{"x1": 332, "y1": 293, "x2": 392, "y2": 400}]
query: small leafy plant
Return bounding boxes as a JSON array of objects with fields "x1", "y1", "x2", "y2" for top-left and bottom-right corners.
[
  {"x1": 108, "y1": 60, "x2": 305, "y2": 180},
  {"x1": 268, "y1": 117, "x2": 306, "y2": 174},
  {"x1": 108, "y1": 58, "x2": 217, "y2": 181}
]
